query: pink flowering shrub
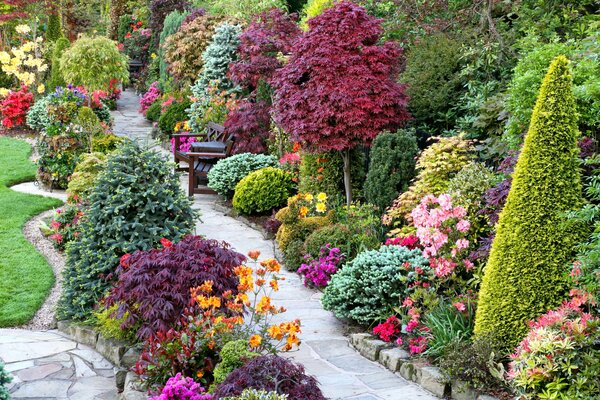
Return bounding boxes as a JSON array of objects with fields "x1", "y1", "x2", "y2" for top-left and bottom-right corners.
[
  {"x1": 149, "y1": 373, "x2": 212, "y2": 400},
  {"x1": 298, "y1": 245, "x2": 345, "y2": 288},
  {"x1": 373, "y1": 315, "x2": 402, "y2": 345},
  {"x1": 140, "y1": 82, "x2": 161, "y2": 115},
  {"x1": 508, "y1": 298, "x2": 600, "y2": 399}
]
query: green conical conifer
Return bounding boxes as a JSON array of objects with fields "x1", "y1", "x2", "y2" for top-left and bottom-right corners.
[{"x1": 474, "y1": 55, "x2": 584, "y2": 350}]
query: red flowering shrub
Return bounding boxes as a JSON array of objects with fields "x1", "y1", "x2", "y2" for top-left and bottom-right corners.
[
  {"x1": 273, "y1": 2, "x2": 410, "y2": 202},
  {"x1": 0, "y1": 86, "x2": 34, "y2": 128},
  {"x1": 213, "y1": 355, "x2": 325, "y2": 399},
  {"x1": 104, "y1": 235, "x2": 245, "y2": 339},
  {"x1": 229, "y1": 9, "x2": 301, "y2": 90}
]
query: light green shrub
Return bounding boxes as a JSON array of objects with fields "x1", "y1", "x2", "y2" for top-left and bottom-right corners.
[
  {"x1": 208, "y1": 153, "x2": 279, "y2": 198},
  {"x1": 26, "y1": 95, "x2": 52, "y2": 131},
  {"x1": 67, "y1": 152, "x2": 107, "y2": 201},
  {"x1": 474, "y1": 56, "x2": 585, "y2": 350},
  {"x1": 223, "y1": 389, "x2": 288, "y2": 400},
  {"x1": 300, "y1": 0, "x2": 335, "y2": 29},
  {"x1": 233, "y1": 167, "x2": 294, "y2": 214},
  {"x1": 322, "y1": 245, "x2": 428, "y2": 325},
  {"x1": 213, "y1": 340, "x2": 259, "y2": 385},
  {"x1": 47, "y1": 37, "x2": 70, "y2": 92},
  {"x1": 92, "y1": 304, "x2": 138, "y2": 343},
  {"x1": 91, "y1": 134, "x2": 124, "y2": 154},
  {"x1": 205, "y1": 0, "x2": 287, "y2": 20}
]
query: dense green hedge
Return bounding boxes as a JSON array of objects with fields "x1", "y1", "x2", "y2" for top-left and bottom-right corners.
[
  {"x1": 208, "y1": 153, "x2": 279, "y2": 198},
  {"x1": 364, "y1": 129, "x2": 418, "y2": 211},
  {"x1": 474, "y1": 56, "x2": 585, "y2": 349}
]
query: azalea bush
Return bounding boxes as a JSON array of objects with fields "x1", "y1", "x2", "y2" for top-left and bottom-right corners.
[
  {"x1": 508, "y1": 299, "x2": 600, "y2": 399},
  {"x1": 140, "y1": 81, "x2": 161, "y2": 115},
  {"x1": 46, "y1": 202, "x2": 85, "y2": 252},
  {"x1": 0, "y1": 86, "x2": 34, "y2": 128},
  {"x1": 298, "y1": 245, "x2": 344, "y2": 288},
  {"x1": 149, "y1": 373, "x2": 212, "y2": 400}
]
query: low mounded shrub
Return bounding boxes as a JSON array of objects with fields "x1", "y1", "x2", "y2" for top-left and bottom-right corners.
[
  {"x1": 213, "y1": 355, "x2": 326, "y2": 399},
  {"x1": 208, "y1": 153, "x2": 279, "y2": 198},
  {"x1": 26, "y1": 95, "x2": 51, "y2": 131},
  {"x1": 158, "y1": 100, "x2": 192, "y2": 135},
  {"x1": 233, "y1": 167, "x2": 294, "y2": 214},
  {"x1": 508, "y1": 302, "x2": 600, "y2": 399},
  {"x1": 0, "y1": 362, "x2": 11, "y2": 400},
  {"x1": 222, "y1": 389, "x2": 288, "y2": 400},
  {"x1": 213, "y1": 339, "x2": 258, "y2": 385},
  {"x1": 322, "y1": 245, "x2": 428, "y2": 325},
  {"x1": 58, "y1": 142, "x2": 197, "y2": 320},
  {"x1": 105, "y1": 235, "x2": 244, "y2": 339},
  {"x1": 93, "y1": 304, "x2": 138, "y2": 343},
  {"x1": 91, "y1": 134, "x2": 124, "y2": 153},
  {"x1": 145, "y1": 101, "x2": 162, "y2": 122}
]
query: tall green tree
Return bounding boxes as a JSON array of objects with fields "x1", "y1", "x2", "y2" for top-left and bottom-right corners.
[{"x1": 474, "y1": 56, "x2": 584, "y2": 350}]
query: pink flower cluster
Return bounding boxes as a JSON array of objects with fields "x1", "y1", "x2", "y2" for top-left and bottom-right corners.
[
  {"x1": 139, "y1": 81, "x2": 161, "y2": 114},
  {"x1": 149, "y1": 373, "x2": 212, "y2": 400},
  {"x1": 373, "y1": 315, "x2": 401, "y2": 343},
  {"x1": 279, "y1": 152, "x2": 301, "y2": 166},
  {"x1": 411, "y1": 194, "x2": 472, "y2": 277},
  {"x1": 170, "y1": 135, "x2": 196, "y2": 152},
  {"x1": 298, "y1": 245, "x2": 345, "y2": 288},
  {"x1": 385, "y1": 234, "x2": 419, "y2": 250}
]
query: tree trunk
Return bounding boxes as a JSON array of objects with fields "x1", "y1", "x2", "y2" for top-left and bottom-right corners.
[{"x1": 341, "y1": 148, "x2": 352, "y2": 206}]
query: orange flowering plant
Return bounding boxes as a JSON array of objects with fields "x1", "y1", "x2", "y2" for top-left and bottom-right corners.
[{"x1": 135, "y1": 251, "x2": 301, "y2": 390}]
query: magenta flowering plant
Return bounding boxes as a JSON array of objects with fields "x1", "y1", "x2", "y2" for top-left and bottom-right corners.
[
  {"x1": 149, "y1": 373, "x2": 212, "y2": 400},
  {"x1": 298, "y1": 245, "x2": 345, "y2": 288},
  {"x1": 140, "y1": 82, "x2": 161, "y2": 115}
]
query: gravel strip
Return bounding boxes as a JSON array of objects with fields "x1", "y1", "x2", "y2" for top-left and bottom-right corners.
[{"x1": 20, "y1": 209, "x2": 65, "y2": 330}]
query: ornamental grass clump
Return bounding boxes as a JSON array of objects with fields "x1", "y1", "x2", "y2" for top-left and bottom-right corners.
[
  {"x1": 474, "y1": 56, "x2": 585, "y2": 350},
  {"x1": 58, "y1": 142, "x2": 196, "y2": 320}
]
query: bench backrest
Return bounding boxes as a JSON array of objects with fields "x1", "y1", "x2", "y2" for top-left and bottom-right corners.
[{"x1": 207, "y1": 122, "x2": 227, "y2": 142}]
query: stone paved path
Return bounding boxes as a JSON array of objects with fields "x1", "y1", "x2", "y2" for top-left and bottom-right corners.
[
  {"x1": 113, "y1": 88, "x2": 437, "y2": 400},
  {"x1": 0, "y1": 329, "x2": 117, "y2": 399}
]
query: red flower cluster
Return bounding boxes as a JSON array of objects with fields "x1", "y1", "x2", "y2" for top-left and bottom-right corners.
[
  {"x1": 373, "y1": 315, "x2": 401, "y2": 342},
  {"x1": 0, "y1": 86, "x2": 33, "y2": 128}
]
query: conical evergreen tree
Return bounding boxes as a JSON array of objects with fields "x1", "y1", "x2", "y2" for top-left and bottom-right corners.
[{"x1": 474, "y1": 56, "x2": 584, "y2": 350}]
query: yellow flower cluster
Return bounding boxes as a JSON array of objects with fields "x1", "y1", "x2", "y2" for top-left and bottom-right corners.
[
  {"x1": 296, "y1": 192, "x2": 328, "y2": 218},
  {"x1": 0, "y1": 25, "x2": 47, "y2": 91}
]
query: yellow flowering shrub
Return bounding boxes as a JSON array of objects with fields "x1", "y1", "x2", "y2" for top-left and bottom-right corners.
[{"x1": 0, "y1": 25, "x2": 47, "y2": 92}]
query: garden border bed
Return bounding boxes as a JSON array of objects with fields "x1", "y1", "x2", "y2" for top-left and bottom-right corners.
[{"x1": 209, "y1": 201, "x2": 503, "y2": 400}]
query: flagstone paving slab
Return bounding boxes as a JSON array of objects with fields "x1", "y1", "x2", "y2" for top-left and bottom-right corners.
[{"x1": 0, "y1": 329, "x2": 118, "y2": 399}]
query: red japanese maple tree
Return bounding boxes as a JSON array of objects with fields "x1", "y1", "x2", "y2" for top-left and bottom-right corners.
[
  {"x1": 272, "y1": 1, "x2": 410, "y2": 204},
  {"x1": 225, "y1": 9, "x2": 301, "y2": 154}
]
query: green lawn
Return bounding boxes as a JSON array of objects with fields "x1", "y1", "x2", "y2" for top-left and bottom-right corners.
[{"x1": 0, "y1": 137, "x2": 62, "y2": 326}]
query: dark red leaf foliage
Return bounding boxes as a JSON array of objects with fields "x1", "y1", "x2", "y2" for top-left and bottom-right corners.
[
  {"x1": 226, "y1": 98, "x2": 272, "y2": 154},
  {"x1": 229, "y1": 9, "x2": 301, "y2": 90},
  {"x1": 213, "y1": 355, "x2": 326, "y2": 400},
  {"x1": 104, "y1": 235, "x2": 245, "y2": 340},
  {"x1": 273, "y1": 1, "x2": 411, "y2": 152}
]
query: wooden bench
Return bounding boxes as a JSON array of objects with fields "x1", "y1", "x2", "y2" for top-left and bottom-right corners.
[{"x1": 172, "y1": 122, "x2": 234, "y2": 196}]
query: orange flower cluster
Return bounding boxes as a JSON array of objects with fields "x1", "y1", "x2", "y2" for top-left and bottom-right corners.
[{"x1": 189, "y1": 251, "x2": 302, "y2": 354}]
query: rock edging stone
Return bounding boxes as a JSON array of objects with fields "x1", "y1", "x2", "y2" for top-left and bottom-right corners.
[
  {"x1": 350, "y1": 333, "x2": 501, "y2": 400},
  {"x1": 57, "y1": 320, "x2": 147, "y2": 399}
]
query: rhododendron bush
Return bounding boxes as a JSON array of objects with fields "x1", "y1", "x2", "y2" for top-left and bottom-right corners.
[{"x1": 140, "y1": 81, "x2": 161, "y2": 115}]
